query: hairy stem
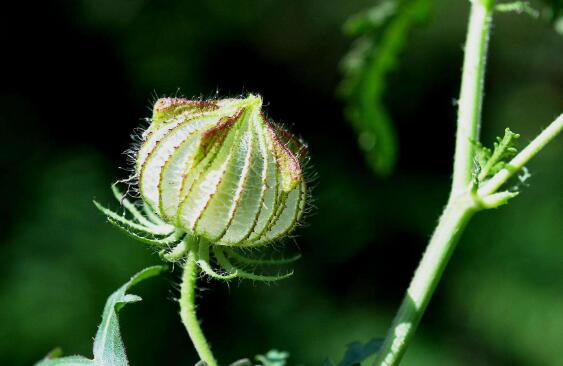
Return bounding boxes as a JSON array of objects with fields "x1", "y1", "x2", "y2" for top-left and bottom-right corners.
[
  {"x1": 451, "y1": 0, "x2": 494, "y2": 196},
  {"x1": 374, "y1": 1, "x2": 495, "y2": 364},
  {"x1": 373, "y1": 200, "x2": 477, "y2": 365},
  {"x1": 478, "y1": 113, "x2": 563, "y2": 196},
  {"x1": 180, "y1": 252, "x2": 218, "y2": 366},
  {"x1": 373, "y1": 114, "x2": 563, "y2": 365}
]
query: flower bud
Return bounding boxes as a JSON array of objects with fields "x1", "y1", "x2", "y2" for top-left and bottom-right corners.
[{"x1": 136, "y1": 94, "x2": 307, "y2": 247}]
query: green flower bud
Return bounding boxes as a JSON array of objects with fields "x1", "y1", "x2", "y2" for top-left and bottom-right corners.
[{"x1": 136, "y1": 94, "x2": 307, "y2": 247}]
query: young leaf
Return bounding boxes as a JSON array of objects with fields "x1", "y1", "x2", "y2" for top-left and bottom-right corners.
[
  {"x1": 339, "y1": 0, "x2": 430, "y2": 176},
  {"x1": 475, "y1": 128, "x2": 520, "y2": 182},
  {"x1": 34, "y1": 266, "x2": 167, "y2": 366}
]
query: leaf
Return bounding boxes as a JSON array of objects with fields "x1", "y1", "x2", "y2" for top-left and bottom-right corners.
[
  {"x1": 93, "y1": 265, "x2": 166, "y2": 364},
  {"x1": 255, "y1": 350, "x2": 290, "y2": 366},
  {"x1": 339, "y1": 0, "x2": 431, "y2": 177},
  {"x1": 35, "y1": 357, "x2": 94, "y2": 366},
  {"x1": 323, "y1": 338, "x2": 383, "y2": 366},
  {"x1": 475, "y1": 128, "x2": 520, "y2": 182},
  {"x1": 35, "y1": 349, "x2": 93, "y2": 366},
  {"x1": 34, "y1": 266, "x2": 167, "y2": 366}
]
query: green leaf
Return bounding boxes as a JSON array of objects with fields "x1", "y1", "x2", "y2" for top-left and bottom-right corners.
[
  {"x1": 256, "y1": 350, "x2": 290, "y2": 366},
  {"x1": 35, "y1": 357, "x2": 93, "y2": 366},
  {"x1": 35, "y1": 349, "x2": 93, "y2": 366},
  {"x1": 323, "y1": 338, "x2": 383, "y2": 366},
  {"x1": 93, "y1": 265, "x2": 166, "y2": 363},
  {"x1": 339, "y1": 0, "x2": 431, "y2": 176},
  {"x1": 475, "y1": 128, "x2": 520, "y2": 182},
  {"x1": 34, "y1": 266, "x2": 167, "y2": 366}
]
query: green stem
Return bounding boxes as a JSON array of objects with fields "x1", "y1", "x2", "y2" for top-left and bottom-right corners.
[
  {"x1": 451, "y1": 0, "x2": 494, "y2": 196},
  {"x1": 373, "y1": 199, "x2": 477, "y2": 365},
  {"x1": 372, "y1": 114, "x2": 563, "y2": 365},
  {"x1": 180, "y1": 252, "x2": 219, "y2": 366},
  {"x1": 374, "y1": 1, "x2": 495, "y2": 364}
]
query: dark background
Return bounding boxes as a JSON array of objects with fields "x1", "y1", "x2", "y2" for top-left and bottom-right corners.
[{"x1": 1, "y1": 0, "x2": 562, "y2": 365}]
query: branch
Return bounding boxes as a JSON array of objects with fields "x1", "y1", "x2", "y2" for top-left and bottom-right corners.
[
  {"x1": 451, "y1": 0, "x2": 494, "y2": 196},
  {"x1": 373, "y1": 1, "x2": 495, "y2": 365},
  {"x1": 478, "y1": 113, "x2": 563, "y2": 196}
]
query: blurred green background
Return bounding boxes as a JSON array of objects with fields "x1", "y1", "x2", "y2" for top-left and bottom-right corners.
[{"x1": 1, "y1": 0, "x2": 562, "y2": 365}]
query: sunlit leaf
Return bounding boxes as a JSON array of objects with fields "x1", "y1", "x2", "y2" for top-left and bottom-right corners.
[
  {"x1": 34, "y1": 266, "x2": 167, "y2": 366},
  {"x1": 35, "y1": 349, "x2": 92, "y2": 366}
]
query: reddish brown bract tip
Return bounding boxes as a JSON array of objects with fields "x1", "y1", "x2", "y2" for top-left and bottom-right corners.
[
  {"x1": 266, "y1": 122, "x2": 303, "y2": 192},
  {"x1": 153, "y1": 98, "x2": 218, "y2": 124}
]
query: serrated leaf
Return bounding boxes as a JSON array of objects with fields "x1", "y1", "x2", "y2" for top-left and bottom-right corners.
[
  {"x1": 343, "y1": 1, "x2": 398, "y2": 36},
  {"x1": 34, "y1": 266, "x2": 166, "y2": 366},
  {"x1": 475, "y1": 128, "x2": 520, "y2": 182},
  {"x1": 339, "y1": 0, "x2": 430, "y2": 177}
]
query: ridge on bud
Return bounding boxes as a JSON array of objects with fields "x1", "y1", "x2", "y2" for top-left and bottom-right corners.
[{"x1": 136, "y1": 94, "x2": 307, "y2": 247}]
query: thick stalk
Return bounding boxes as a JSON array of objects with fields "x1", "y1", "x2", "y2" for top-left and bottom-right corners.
[
  {"x1": 374, "y1": 1, "x2": 495, "y2": 364},
  {"x1": 373, "y1": 200, "x2": 477, "y2": 365},
  {"x1": 180, "y1": 252, "x2": 218, "y2": 366},
  {"x1": 451, "y1": 0, "x2": 494, "y2": 195}
]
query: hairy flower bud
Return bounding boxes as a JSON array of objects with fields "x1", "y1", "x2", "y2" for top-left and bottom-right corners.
[{"x1": 136, "y1": 94, "x2": 307, "y2": 247}]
